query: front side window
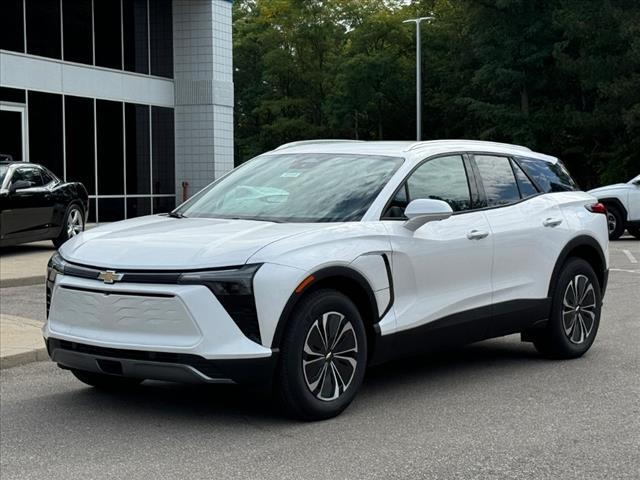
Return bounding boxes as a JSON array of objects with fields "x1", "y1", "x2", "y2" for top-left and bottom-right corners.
[
  {"x1": 517, "y1": 157, "x2": 578, "y2": 193},
  {"x1": 177, "y1": 154, "x2": 404, "y2": 223},
  {"x1": 474, "y1": 155, "x2": 520, "y2": 207},
  {"x1": 12, "y1": 167, "x2": 44, "y2": 188},
  {"x1": 384, "y1": 155, "x2": 472, "y2": 218}
]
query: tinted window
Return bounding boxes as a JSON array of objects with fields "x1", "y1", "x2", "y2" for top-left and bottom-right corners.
[
  {"x1": 517, "y1": 157, "x2": 578, "y2": 193},
  {"x1": 1, "y1": 0, "x2": 25, "y2": 52},
  {"x1": 512, "y1": 161, "x2": 538, "y2": 198},
  {"x1": 0, "y1": 87, "x2": 26, "y2": 103},
  {"x1": 127, "y1": 197, "x2": 151, "y2": 218},
  {"x1": 94, "y1": 0, "x2": 122, "y2": 69},
  {"x1": 406, "y1": 155, "x2": 471, "y2": 212},
  {"x1": 153, "y1": 196, "x2": 175, "y2": 215},
  {"x1": 96, "y1": 100, "x2": 124, "y2": 195},
  {"x1": 177, "y1": 154, "x2": 404, "y2": 222},
  {"x1": 40, "y1": 168, "x2": 55, "y2": 184},
  {"x1": 65, "y1": 95, "x2": 95, "y2": 194},
  {"x1": 28, "y1": 91, "x2": 63, "y2": 177},
  {"x1": 125, "y1": 103, "x2": 150, "y2": 194},
  {"x1": 62, "y1": 0, "x2": 93, "y2": 65},
  {"x1": 475, "y1": 155, "x2": 520, "y2": 207},
  {"x1": 123, "y1": 0, "x2": 149, "y2": 74},
  {"x1": 151, "y1": 106, "x2": 175, "y2": 194},
  {"x1": 0, "y1": 110, "x2": 23, "y2": 161},
  {"x1": 98, "y1": 198, "x2": 125, "y2": 222},
  {"x1": 149, "y1": 0, "x2": 173, "y2": 78},
  {"x1": 13, "y1": 167, "x2": 44, "y2": 187},
  {"x1": 25, "y1": 0, "x2": 61, "y2": 59}
]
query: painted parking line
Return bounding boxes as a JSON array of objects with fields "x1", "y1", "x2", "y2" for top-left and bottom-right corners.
[{"x1": 622, "y1": 249, "x2": 638, "y2": 264}]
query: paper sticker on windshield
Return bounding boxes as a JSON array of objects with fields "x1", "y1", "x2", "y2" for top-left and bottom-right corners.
[{"x1": 281, "y1": 172, "x2": 301, "y2": 178}]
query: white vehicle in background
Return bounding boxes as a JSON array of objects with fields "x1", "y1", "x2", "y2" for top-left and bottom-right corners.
[
  {"x1": 588, "y1": 175, "x2": 640, "y2": 240},
  {"x1": 44, "y1": 140, "x2": 609, "y2": 420}
]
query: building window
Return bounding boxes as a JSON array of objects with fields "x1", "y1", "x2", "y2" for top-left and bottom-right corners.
[
  {"x1": 125, "y1": 103, "x2": 150, "y2": 194},
  {"x1": 151, "y1": 106, "x2": 174, "y2": 194},
  {"x1": 98, "y1": 198, "x2": 125, "y2": 222},
  {"x1": 25, "y1": 0, "x2": 62, "y2": 59},
  {"x1": 93, "y1": 0, "x2": 122, "y2": 69},
  {"x1": 0, "y1": 0, "x2": 25, "y2": 53},
  {"x1": 28, "y1": 91, "x2": 63, "y2": 177},
  {"x1": 149, "y1": 0, "x2": 173, "y2": 78},
  {"x1": 0, "y1": 87, "x2": 26, "y2": 104},
  {"x1": 62, "y1": 0, "x2": 93, "y2": 65},
  {"x1": 96, "y1": 100, "x2": 124, "y2": 195},
  {"x1": 153, "y1": 196, "x2": 175, "y2": 214},
  {"x1": 127, "y1": 197, "x2": 151, "y2": 218},
  {"x1": 123, "y1": 0, "x2": 149, "y2": 74},
  {"x1": 65, "y1": 96, "x2": 95, "y2": 194}
]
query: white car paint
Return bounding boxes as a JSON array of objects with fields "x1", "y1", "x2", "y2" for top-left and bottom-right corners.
[
  {"x1": 44, "y1": 139, "x2": 610, "y2": 385},
  {"x1": 588, "y1": 174, "x2": 640, "y2": 223}
]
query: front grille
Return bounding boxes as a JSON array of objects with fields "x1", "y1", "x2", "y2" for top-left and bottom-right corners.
[{"x1": 48, "y1": 339, "x2": 224, "y2": 379}]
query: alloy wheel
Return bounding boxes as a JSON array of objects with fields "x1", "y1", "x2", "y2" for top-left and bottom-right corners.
[
  {"x1": 562, "y1": 274, "x2": 597, "y2": 345},
  {"x1": 67, "y1": 209, "x2": 83, "y2": 238},
  {"x1": 302, "y1": 311, "x2": 358, "y2": 401},
  {"x1": 606, "y1": 212, "x2": 617, "y2": 235}
]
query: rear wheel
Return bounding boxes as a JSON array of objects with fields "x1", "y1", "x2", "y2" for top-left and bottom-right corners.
[
  {"x1": 605, "y1": 205, "x2": 625, "y2": 240},
  {"x1": 53, "y1": 204, "x2": 84, "y2": 248},
  {"x1": 275, "y1": 289, "x2": 367, "y2": 421},
  {"x1": 627, "y1": 225, "x2": 640, "y2": 239},
  {"x1": 533, "y1": 258, "x2": 601, "y2": 359},
  {"x1": 71, "y1": 369, "x2": 142, "y2": 390}
]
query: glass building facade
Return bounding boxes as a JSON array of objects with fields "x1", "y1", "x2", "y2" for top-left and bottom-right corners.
[{"x1": 1, "y1": 0, "x2": 234, "y2": 223}]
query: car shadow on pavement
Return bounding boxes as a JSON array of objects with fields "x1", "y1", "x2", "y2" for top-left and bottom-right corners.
[{"x1": 39, "y1": 337, "x2": 543, "y2": 424}]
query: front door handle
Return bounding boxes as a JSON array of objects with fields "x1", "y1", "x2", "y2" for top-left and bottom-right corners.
[
  {"x1": 543, "y1": 217, "x2": 563, "y2": 228},
  {"x1": 467, "y1": 229, "x2": 489, "y2": 240}
]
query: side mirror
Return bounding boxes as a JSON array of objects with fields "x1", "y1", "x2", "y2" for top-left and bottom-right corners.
[
  {"x1": 9, "y1": 180, "x2": 32, "y2": 193},
  {"x1": 403, "y1": 199, "x2": 453, "y2": 231}
]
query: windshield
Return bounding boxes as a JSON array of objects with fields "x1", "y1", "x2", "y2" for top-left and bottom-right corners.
[
  {"x1": 176, "y1": 153, "x2": 404, "y2": 222},
  {"x1": 0, "y1": 165, "x2": 9, "y2": 186}
]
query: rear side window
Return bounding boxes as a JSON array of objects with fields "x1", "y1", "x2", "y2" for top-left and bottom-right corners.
[
  {"x1": 12, "y1": 167, "x2": 45, "y2": 187},
  {"x1": 512, "y1": 161, "x2": 538, "y2": 198},
  {"x1": 516, "y1": 157, "x2": 578, "y2": 192},
  {"x1": 474, "y1": 155, "x2": 520, "y2": 207}
]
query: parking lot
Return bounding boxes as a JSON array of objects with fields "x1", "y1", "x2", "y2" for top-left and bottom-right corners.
[{"x1": 0, "y1": 238, "x2": 638, "y2": 479}]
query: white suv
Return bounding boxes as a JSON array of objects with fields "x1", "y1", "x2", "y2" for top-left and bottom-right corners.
[
  {"x1": 588, "y1": 175, "x2": 640, "y2": 239},
  {"x1": 44, "y1": 140, "x2": 609, "y2": 420}
]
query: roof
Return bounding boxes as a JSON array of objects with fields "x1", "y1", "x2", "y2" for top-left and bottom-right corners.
[{"x1": 267, "y1": 139, "x2": 557, "y2": 164}]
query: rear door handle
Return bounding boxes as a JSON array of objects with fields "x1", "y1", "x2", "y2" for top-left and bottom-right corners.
[
  {"x1": 467, "y1": 229, "x2": 489, "y2": 240},
  {"x1": 543, "y1": 217, "x2": 563, "y2": 228}
]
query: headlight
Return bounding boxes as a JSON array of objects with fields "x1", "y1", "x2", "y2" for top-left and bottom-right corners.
[
  {"x1": 178, "y1": 264, "x2": 262, "y2": 343},
  {"x1": 46, "y1": 253, "x2": 67, "y2": 318}
]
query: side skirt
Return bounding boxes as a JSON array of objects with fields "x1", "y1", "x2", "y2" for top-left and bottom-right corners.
[{"x1": 370, "y1": 298, "x2": 551, "y2": 365}]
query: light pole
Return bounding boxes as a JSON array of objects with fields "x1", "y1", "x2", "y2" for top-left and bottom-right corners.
[{"x1": 403, "y1": 16, "x2": 434, "y2": 141}]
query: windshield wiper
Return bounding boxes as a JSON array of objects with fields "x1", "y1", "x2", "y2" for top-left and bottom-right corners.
[{"x1": 167, "y1": 211, "x2": 187, "y2": 219}]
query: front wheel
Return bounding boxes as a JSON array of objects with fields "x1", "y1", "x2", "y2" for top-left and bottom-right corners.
[
  {"x1": 275, "y1": 289, "x2": 368, "y2": 421},
  {"x1": 533, "y1": 258, "x2": 602, "y2": 359},
  {"x1": 53, "y1": 204, "x2": 84, "y2": 248}
]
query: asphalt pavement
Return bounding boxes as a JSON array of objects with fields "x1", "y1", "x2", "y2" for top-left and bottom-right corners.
[{"x1": 0, "y1": 239, "x2": 638, "y2": 479}]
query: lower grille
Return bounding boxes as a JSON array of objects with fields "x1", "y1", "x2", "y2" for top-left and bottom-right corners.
[{"x1": 48, "y1": 339, "x2": 224, "y2": 379}]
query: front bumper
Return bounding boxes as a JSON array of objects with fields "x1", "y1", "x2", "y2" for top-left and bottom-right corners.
[{"x1": 47, "y1": 338, "x2": 277, "y2": 386}]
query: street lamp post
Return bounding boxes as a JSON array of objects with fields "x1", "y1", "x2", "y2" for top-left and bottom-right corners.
[{"x1": 403, "y1": 16, "x2": 434, "y2": 141}]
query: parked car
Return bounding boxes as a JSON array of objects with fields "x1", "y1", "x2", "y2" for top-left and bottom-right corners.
[
  {"x1": 588, "y1": 175, "x2": 640, "y2": 239},
  {"x1": 44, "y1": 140, "x2": 609, "y2": 420},
  {"x1": 0, "y1": 161, "x2": 89, "y2": 248}
]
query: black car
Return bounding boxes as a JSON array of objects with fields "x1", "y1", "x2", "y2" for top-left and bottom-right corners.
[{"x1": 0, "y1": 160, "x2": 89, "y2": 248}]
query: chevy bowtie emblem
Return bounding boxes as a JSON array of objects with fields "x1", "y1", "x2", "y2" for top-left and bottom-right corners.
[{"x1": 98, "y1": 270, "x2": 123, "y2": 284}]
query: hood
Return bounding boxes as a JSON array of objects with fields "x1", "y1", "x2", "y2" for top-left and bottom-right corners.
[
  {"x1": 588, "y1": 183, "x2": 627, "y2": 195},
  {"x1": 59, "y1": 215, "x2": 323, "y2": 270}
]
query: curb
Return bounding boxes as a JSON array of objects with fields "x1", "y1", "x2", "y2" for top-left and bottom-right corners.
[
  {"x1": 0, "y1": 276, "x2": 44, "y2": 288},
  {"x1": 0, "y1": 348, "x2": 49, "y2": 370}
]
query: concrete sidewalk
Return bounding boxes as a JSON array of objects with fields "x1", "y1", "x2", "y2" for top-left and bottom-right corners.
[
  {"x1": 0, "y1": 241, "x2": 54, "y2": 288},
  {"x1": 0, "y1": 314, "x2": 48, "y2": 369}
]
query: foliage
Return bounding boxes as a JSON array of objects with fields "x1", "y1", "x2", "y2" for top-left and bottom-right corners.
[{"x1": 233, "y1": 0, "x2": 640, "y2": 187}]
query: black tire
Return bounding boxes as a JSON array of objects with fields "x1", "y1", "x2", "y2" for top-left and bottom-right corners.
[
  {"x1": 627, "y1": 225, "x2": 640, "y2": 239},
  {"x1": 606, "y1": 205, "x2": 625, "y2": 240},
  {"x1": 71, "y1": 369, "x2": 142, "y2": 390},
  {"x1": 275, "y1": 289, "x2": 368, "y2": 421},
  {"x1": 533, "y1": 258, "x2": 602, "y2": 359},
  {"x1": 52, "y1": 203, "x2": 85, "y2": 249}
]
